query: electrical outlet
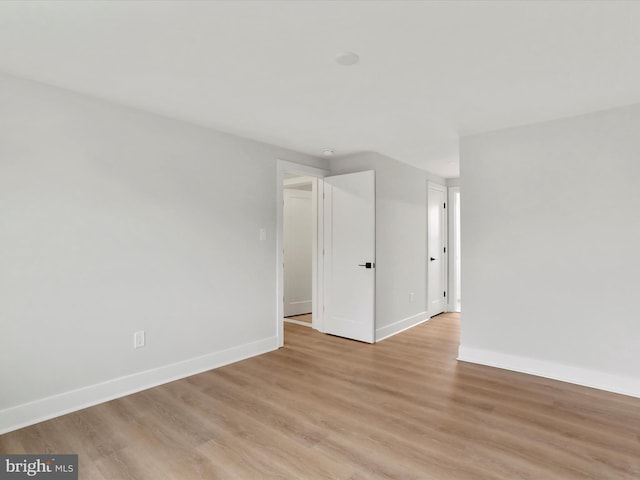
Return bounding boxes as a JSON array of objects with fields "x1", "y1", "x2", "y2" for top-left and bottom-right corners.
[
  {"x1": 134, "y1": 331, "x2": 145, "y2": 349},
  {"x1": 409, "y1": 292, "x2": 415, "y2": 303}
]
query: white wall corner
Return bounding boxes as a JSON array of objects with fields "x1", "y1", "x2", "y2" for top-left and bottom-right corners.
[
  {"x1": 0, "y1": 336, "x2": 278, "y2": 435},
  {"x1": 376, "y1": 311, "x2": 430, "y2": 342},
  {"x1": 457, "y1": 346, "x2": 640, "y2": 399}
]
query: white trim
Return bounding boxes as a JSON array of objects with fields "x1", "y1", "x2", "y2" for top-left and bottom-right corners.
[
  {"x1": 276, "y1": 160, "x2": 329, "y2": 347},
  {"x1": 314, "y1": 178, "x2": 325, "y2": 333},
  {"x1": 447, "y1": 186, "x2": 461, "y2": 313},
  {"x1": 457, "y1": 346, "x2": 640, "y2": 399},
  {"x1": 376, "y1": 311, "x2": 430, "y2": 342},
  {"x1": 0, "y1": 336, "x2": 278, "y2": 435}
]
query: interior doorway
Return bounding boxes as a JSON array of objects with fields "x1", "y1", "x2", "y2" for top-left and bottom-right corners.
[
  {"x1": 283, "y1": 175, "x2": 314, "y2": 327},
  {"x1": 276, "y1": 160, "x2": 329, "y2": 347},
  {"x1": 276, "y1": 160, "x2": 377, "y2": 346}
]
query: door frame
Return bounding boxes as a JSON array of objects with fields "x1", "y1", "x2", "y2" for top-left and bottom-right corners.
[
  {"x1": 427, "y1": 181, "x2": 448, "y2": 316},
  {"x1": 276, "y1": 160, "x2": 329, "y2": 347},
  {"x1": 447, "y1": 186, "x2": 461, "y2": 312}
]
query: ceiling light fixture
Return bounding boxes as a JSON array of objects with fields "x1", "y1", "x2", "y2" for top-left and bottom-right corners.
[
  {"x1": 322, "y1": 149, "x2": 335, "y2": 156},
  {"x1": 335, "y1": 51, "x2": 359, "y2": 66}
]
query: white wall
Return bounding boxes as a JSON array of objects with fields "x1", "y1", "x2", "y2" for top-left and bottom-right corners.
[
  {"x1": 329, "y1": 152, "x2": 446, "y2": 341},
  {"x1": 446, "y1": 178, "x2": 460, "y2": 188},
  {"x1": 283, "y1": 187, "x2": 312, "y2": 316},
  {"x1": 459, "y1": 103, "x2": 640, "y2": 397},
  {"x1": 0, "y1": 73, "x2": 326, "y2": 432}
]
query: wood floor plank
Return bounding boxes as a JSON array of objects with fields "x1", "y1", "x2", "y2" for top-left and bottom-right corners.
[
  {"x1": 225, "y1": 344, "x2": 586, "y2": 479},
  {"x1": 2, "y1": 313, "x2": 640, "y2": 479}
]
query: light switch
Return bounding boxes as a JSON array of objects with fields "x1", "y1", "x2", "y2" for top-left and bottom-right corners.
[{"x1": 134, "y1": 331, "x2": 145, "y2": 349}]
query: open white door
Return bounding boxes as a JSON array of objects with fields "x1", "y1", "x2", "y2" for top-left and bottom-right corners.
[
  {"x1": 324, "y1": 170, "x2": 375, "y2": 343},
  {"x1": 428, "y1": 182, "x2": 447, "y2": 316}
]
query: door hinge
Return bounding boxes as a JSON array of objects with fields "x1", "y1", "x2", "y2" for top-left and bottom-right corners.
[
  {"x1": 444, "y1": 246, "x2": 446, "y2": 253},
  {"x1": 444, "y1": 291, "x2": 446, "y2": 298},
  {"x1": 443, "y1": 202, "x2": 446, "y2": 209}
]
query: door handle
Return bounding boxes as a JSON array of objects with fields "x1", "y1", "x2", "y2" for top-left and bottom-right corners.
[
  {"x1": 430, "y1": 257, "x2": 437, "y2": 261},
  {"x1": 358, "y1": 262, "x2": 375, "y2": 269}
]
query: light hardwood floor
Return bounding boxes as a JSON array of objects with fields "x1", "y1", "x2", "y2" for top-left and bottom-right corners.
[
  {"x1": 2, "y1": 313, "x2": 640, "y2": 479},
  {"x1": 285, "y1": 313, "x2": 312, "y2": 326}
]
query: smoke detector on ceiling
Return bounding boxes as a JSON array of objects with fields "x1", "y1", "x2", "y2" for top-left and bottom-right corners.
[
  {"x1": 322, "y1": 149, "x2": 335, "y2": 156},
  {"x1": 335, "y1": 52, "x2": 360, "y2": 66}
]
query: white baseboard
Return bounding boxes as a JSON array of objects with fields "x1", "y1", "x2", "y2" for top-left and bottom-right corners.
[
  {"x1": 0, "y1": 336, "x2": 279, "y2": 435},
  {"x1": 376, "y1": 311, "x2": 430, "y2": 342},
  {"x1": 458, "y1": 346, "x2": 640, "y2": 399},
  {"x1": 284, "y1": 300, "x2": 312, "y2": 317}
]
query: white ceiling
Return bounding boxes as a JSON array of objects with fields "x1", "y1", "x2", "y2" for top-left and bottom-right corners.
[{"x1": 2, "y1": 1, "x2": 640, "y2": 178}]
